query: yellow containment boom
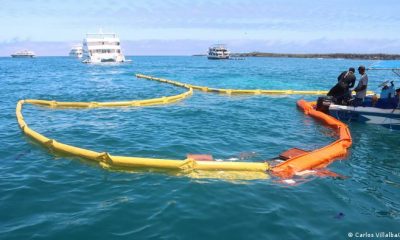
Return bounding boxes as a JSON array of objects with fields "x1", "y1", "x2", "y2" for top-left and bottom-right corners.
[
  {"x1": 16, "y1": 83, "x2": 270, "y2": 180},
  {"x1": 136, "y1": 73, "x2": 374, "y2": 96},
  {"x1": 16, "y1": 74, "x2": 355, "y2": 180}
]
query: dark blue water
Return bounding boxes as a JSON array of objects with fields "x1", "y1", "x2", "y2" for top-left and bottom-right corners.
[{"x1": 1, "y1": 56, "x2": 399, "y2": 239}]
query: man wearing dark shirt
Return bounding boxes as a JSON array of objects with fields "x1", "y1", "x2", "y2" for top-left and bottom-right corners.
[
  {"x1": 328, "y1": 67, "x2": 356, "y2": 104},
  {"x1": 337, "y1": 67, "x2": 356, "y2": 88}
]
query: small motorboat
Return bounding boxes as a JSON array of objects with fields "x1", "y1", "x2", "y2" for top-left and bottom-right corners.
[{"x1": 315, "y1": 63, "x2": 400, "y2": 130}]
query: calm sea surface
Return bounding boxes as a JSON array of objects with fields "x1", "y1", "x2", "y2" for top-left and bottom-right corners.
[{"x1": 0, "y1": 56, "x2": 399, "y2": 239}]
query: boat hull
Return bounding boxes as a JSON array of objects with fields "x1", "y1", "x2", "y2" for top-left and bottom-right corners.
[
  {"x1": 207, "y1": 55, "x2": 230, "y2": 60},
  {"x1": 82, "y1": 55, "x2": 125, "y2": 64},
  {"x1": 329, "y1": 104, "x2": 400, "y2": 130},
  {"x1": 11, "y1": 55, "x2": 34, "y2": 58}
]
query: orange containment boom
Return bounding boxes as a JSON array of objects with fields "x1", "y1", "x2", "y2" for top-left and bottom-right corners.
[{"x1": 271, "y1": 100, "x2": 352, "y2": 178}]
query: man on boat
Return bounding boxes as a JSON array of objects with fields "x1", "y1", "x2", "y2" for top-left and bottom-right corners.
[
  {"x1": 327, "y1": 67, "x2": 356, "y2": 104},
  {"x1": 352, "y1": 65, "x2": 368, "y2": 106},
  {"x1": 380, "y1": 81, "x2": 395, "y2": 99}
]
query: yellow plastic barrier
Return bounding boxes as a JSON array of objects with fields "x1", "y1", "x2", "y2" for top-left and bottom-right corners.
[
  {"x1": 16, "y1": 85, "x2": 270, "y2": 179},
  {"x1": 136, "y1": 74, "x2": 374, "y2": 96},
  {"x1": 16, "y1": 74, "x2": 355, "y2": 180},
  {"x1": 24, "y1": 88, "x2": 193, "y2": 108}
]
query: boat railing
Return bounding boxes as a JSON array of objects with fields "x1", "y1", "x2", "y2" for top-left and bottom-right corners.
[{"x1": 85, "y1": 33, "x2": 117, "y2": 39}]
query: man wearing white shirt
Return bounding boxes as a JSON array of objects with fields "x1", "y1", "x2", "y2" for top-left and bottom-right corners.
[{"x1": 353, "y1": 65, "x2": 368, "y2": 106}]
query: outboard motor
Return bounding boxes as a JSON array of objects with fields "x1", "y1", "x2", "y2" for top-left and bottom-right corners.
[{"x1": 316, "y1": 96, "x2": 333, "y2": 114}]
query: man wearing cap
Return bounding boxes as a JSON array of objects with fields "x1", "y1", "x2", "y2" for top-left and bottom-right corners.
[
  {"x1": 353, "y1": 65, "x2": 368, "y2": 106},
  {"x1": 380, "y1": 81, "x2": 395, "y2": 99}
]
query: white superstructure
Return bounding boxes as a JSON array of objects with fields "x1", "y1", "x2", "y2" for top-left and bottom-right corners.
[
  {"x1": 11, "y1": 50, "x2": 35, "y2": 58},
  {"x1": 207, "y1": 44, "x2": 230, "y2": 60},
  {"x1": 82, "y1": 30, "x2": 125, "y2": 63},
  {"x1": 69, "y1": 44, "x2": 83, "y2": 58}
]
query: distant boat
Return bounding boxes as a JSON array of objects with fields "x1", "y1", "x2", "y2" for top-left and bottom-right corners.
[
  {"x1": 82, "y1": 30, "x2": 125, "y2": 63},
  {"x1": 11, "y1": 50, "x2": 35, "y2": 58},
  {"x1": 69, "y1": 44, "x2": 83, "y2": 58},
  {"x1": 207, "y1": 44, "x2": 230, "y2": 60}
]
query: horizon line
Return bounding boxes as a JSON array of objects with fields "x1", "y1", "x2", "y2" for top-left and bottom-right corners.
[{"x1": 2, "y1": 52, "x2": 400, "y2": 57}]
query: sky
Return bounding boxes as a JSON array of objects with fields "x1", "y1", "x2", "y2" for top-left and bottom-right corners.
[{"x1": 1, "y1": 0, "x2": 400, "y2": 56}]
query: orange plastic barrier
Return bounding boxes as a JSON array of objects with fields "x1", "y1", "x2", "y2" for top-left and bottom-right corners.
[{"x1": 271, "y1": 100, "x2": 352, "y2": 178}]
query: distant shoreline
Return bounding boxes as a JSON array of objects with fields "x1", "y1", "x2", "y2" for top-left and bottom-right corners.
[{"x1": 194, "y1": 52, "x2": 400, "y2": 60}]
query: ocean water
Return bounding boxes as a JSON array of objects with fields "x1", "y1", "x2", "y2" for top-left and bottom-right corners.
[{"x1": 0, "y1": 56, "x2": 399, "y2": 239}]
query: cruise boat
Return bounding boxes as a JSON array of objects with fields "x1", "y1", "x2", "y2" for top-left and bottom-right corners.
[
  {"x1": 69, "y1": 44, "x2": 83, "y2": 58},
  {"x1": 315, "y1": 63, "x2": 400, "y2": 130},
  {"x1": 82, "y1": 30, "x2": 125, "y2": 63},
  {"x1": 207, "y1": 44, "x2": 230, "y2": 60},
  {"x1": 11, "y1": 50, "x2": 35, "y2": 58}
]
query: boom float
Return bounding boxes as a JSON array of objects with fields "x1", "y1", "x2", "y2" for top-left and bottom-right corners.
[
  {"x1": 271, "y1": 100, "x2": 352, "y2": 178},
  {"x1": 136, "y1": 74, "x2": 373, "y2": 96},
  {"x1": 135, "y1": 74, "x2": 328, "y2": 95},
  {"x1": 16, "y1": 74, "x2": 352, "y2": 180},
  {"x1": 16, "y1": 85, "x2": 270, "y2": 180}
]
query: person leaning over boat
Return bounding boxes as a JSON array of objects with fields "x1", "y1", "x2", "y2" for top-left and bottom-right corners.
[
  {"x1": 353, "y1": 65, "x2": 368, "y2": 106},
  {"x1": 341, "y1": 67, "x2": 356, "y2": 102},
  {"x1": 327, "y1": 67, "x2": 356, "y2": 104},
  {"x1": 337, "y1": 67, "x2": 356, "y2": 84}
]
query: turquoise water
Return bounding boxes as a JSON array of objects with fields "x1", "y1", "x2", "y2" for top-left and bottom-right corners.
[{"x1": 1, "y1": 56, "x2": 399, "y2": 239}]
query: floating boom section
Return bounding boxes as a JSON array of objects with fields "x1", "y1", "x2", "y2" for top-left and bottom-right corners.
[
  {"x1": 23, "y1": 87, "x2": 193, "y2": 108},
  {"x1": 16, "y1": 86, "x2": 270, "y2": 178},
  {"x1": 135, "y1": 75, "x2": 353, "y2": 178},
  {"x1": 16, "y1": 74, "x2": 353, "y2": 180},
  {"x1": 136, "y1": 74, "x2": 373, "y2": 96},
  {"x1": 271, "y1": 100, "x2": 352, "y2": 178}
]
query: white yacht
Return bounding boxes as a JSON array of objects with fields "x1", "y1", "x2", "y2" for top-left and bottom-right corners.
[
  {"x1": 207, "y1": 44, "x2": 230, "y2": 60},
  {"x1": 82, "y1": 30, "x2": 125, "y2": 63},
  {"x1": 11, "y1": 50, "x2": 35, "y2": 58},
  {"x1": 69, "y1": 44, "x2": 83, "y2": 58}
]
